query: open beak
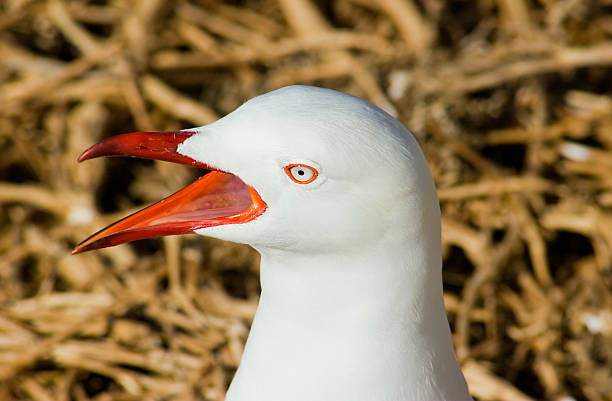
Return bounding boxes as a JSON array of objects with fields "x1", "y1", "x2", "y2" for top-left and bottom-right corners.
[{"x1": 72, "y1": 131, "x2": 266, "y2": 254}]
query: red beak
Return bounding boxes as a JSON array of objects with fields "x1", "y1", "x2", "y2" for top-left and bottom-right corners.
[{"x1": 72, "y1": 131, "x2": 266, "y2": 254}]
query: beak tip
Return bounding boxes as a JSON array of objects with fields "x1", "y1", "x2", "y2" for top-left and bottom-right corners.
[
  {"x1": 77, "y1": 146, "x2": 97, "y2": 163},
  {"x1": 72, "y1": 237, "x2": 98, "y2": 254}
]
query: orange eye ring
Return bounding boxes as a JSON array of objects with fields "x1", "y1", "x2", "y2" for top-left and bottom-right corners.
[{"x1": 284, "y1": 164, "x2": 319, "y2": 184}]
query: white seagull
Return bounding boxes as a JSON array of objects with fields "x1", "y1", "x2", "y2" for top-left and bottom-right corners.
[{"x1": 73, "y1": 85, "x2": 472, "y2": 401}]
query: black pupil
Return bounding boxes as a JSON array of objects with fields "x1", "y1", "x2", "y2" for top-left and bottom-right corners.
[{"x1": 298, "y1": 169, "x2": 305, "y2": 176}]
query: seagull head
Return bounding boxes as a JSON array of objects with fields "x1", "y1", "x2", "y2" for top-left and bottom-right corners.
[{"x1": 73, "y1": 85, "x2": 439, "y2": 256}]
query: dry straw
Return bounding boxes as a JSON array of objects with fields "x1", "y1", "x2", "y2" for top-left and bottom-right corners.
[{"x1": 1, "y1": 0, "x2": 611, "y2": 400}]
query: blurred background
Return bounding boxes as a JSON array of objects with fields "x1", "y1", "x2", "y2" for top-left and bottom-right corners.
[{"x1": 1, "y1": 0, "x2": 612, "y2": 400}]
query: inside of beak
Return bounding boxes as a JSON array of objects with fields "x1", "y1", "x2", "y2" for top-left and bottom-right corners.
[{"x1": 72, "y1": 131, "x2": 266, "y2": 254}]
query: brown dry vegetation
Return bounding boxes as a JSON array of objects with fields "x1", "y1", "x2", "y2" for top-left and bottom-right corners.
[{"x1": 1, "y1": 0, "x2": 612, "y2": 400}]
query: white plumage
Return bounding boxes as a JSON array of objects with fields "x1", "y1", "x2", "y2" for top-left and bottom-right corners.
[
  {"x1": 179, "y1": 86, "x2": 471, "y2": 401},
  {"x1": 76, "y1": 85, "x2": 472, "y2": 401}
]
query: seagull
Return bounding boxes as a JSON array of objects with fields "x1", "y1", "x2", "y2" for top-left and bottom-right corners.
[{"x1": 73, "y1": 85, "x2": 472, "y2": 401}]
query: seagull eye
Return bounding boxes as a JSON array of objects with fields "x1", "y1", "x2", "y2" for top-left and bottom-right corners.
[{"x1": 284, "y1": 164, "x2": 318, "y2": 184}]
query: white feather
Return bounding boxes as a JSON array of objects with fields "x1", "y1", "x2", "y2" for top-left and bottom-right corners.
[{"x1": 178, "y1": 85, "x2": 472, "y2": 401}]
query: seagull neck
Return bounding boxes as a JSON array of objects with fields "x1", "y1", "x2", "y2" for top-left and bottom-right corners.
[
  {"x1": 253, "y1": 241, "x2": 453, "y2": 353},
  {"x1": 258, "y1": 244, "x2": 443, "y2": 320},
  {"x1": 226, "y1": 239, "x2": 470, "y2": 400}
]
